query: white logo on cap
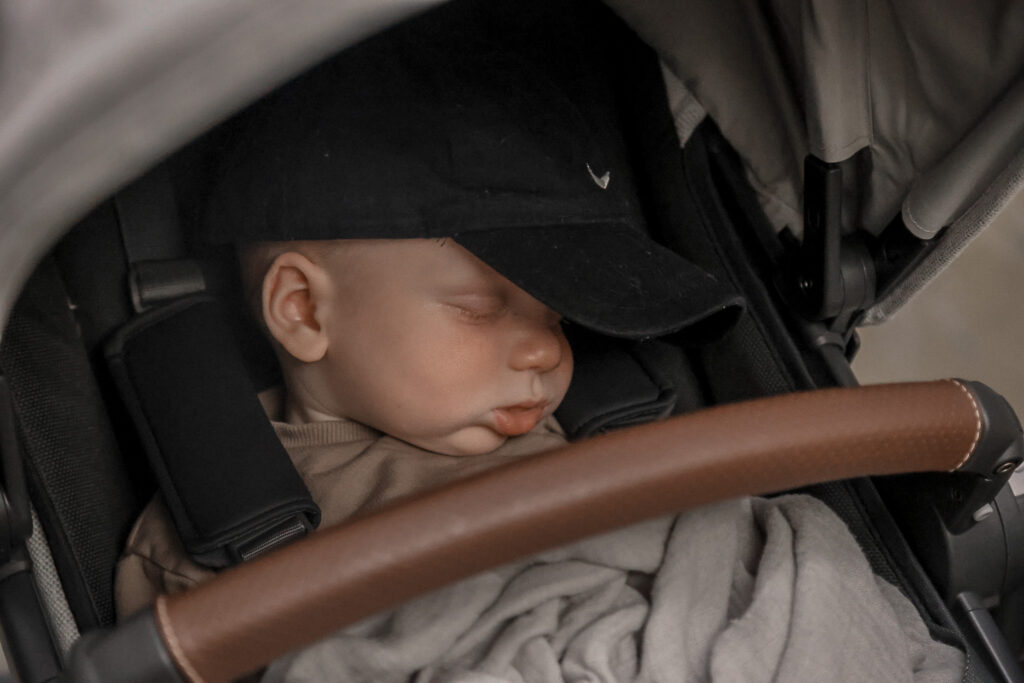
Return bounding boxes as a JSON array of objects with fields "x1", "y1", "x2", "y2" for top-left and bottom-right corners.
[{"x1": 587, "y1": 164, "x2": 611, "y2": 190}]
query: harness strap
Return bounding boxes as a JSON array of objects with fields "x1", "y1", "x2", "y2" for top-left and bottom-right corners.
[
  {"x1": 110, "y1": 170, "x2": 320, "y2": 569},
  {"x1": 114, "y1": 165, "x2": 205, "y2": 312}
]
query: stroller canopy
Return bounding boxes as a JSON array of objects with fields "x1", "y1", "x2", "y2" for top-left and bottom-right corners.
[{"x1": 0, "y1": 0, "x2": 1022, "y2": 329}]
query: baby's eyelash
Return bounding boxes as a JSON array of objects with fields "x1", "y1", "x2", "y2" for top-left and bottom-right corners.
[
  {"x1": 457, "y1": 308, "x2": 492, "y2": 320},
  {"x1": 448, "y1": 302, "x2": 506, "y2": 322}
]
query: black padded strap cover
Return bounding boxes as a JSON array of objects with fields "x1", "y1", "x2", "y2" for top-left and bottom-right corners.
[
  {"x1": 555, "y1": 331, "x2": 681, "y2": 439},
  {"x1": 105, "y1": 295, "x2": 320, "y2": 568}
]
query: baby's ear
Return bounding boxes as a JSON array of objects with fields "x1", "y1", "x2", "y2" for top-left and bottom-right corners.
[{"x1": 261, "y1": 251, "x2": 330, "y2": 363}]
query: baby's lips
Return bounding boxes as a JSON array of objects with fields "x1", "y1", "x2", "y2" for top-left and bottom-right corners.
[{"x1": 492, "y1": 401, "x2": 548, "y2": 436}]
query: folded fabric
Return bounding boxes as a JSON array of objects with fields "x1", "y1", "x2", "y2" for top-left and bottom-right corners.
[{"x1": 263, "y1": 495, "x2": 964, "y2": 682}]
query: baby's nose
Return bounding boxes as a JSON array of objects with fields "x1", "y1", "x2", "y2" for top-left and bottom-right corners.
[{"x1": 509, "y1": 322, "x2": 564, "y2": 374}]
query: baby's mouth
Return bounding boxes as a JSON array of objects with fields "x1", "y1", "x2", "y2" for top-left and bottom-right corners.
[{"x1": 492, "y1": 400, "x2": 548, "y2": 436}]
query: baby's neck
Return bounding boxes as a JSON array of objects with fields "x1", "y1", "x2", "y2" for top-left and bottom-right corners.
[
  {"x1": 279, "y1": 370, "x2": 347, "y2": 425},
  {"x1": 285, "y1": 398, "x2": 342, "y2": 425},
  {"x1": 259, "y1": 383, "x2": 353, "y2": 426}
]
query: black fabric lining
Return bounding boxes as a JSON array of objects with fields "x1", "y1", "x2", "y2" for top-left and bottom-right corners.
[
  {"x1": 53, "y1": 201, "x2": 155, "y2": 503},
  {"x1": 608, "y1": 31, "x2": 810, "y2": 402},
  {"x1": 0, "y1": 259, "x2": 140, "y2": 629},
  {"x1": 678, "y1": 128, "x2": 812, "y2": 398}
]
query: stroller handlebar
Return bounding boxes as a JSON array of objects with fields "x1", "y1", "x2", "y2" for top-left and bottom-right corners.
[{"x1": 67, "y1": 379, "x2": 1023, "y2": 683}]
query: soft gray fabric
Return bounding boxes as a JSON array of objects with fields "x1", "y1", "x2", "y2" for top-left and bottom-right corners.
[
  {"x1": 263, "y1": 495, "x2": 964, "y2": 682},
  {"x1": 660, "y1": 64, "x2": 707, "y2": 148},
  {"x1": 606, "y1": 0, "x2": 1024, "y2": 240}
]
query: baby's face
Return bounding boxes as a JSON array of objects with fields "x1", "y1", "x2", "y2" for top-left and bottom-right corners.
[{"x1": 300, "y1": 239, "x2": 573, "y2": 455}]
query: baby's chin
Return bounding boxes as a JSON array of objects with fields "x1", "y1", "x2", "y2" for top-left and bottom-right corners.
[{"x1": 403, "y1": 426, "x2": 510, "y2": 457}]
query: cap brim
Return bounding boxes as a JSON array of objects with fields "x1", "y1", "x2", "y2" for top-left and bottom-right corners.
[{"x1": 454, "y1": 224, "x2": 744, "y2": 340}]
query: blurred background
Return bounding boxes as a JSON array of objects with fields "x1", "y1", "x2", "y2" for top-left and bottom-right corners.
[{"x1": 855, "y1": 189, "x2": 1024, "y2": 413}]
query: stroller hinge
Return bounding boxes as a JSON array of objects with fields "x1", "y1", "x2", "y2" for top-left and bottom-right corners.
[
  {"x1": 779, "y1": 155, "x2": 877, "y2": 374},
  {"x1": 870, "y1": 213, "x2": 944, "y2": 306},
  {"x1": 793, "y1": 154, "x2": 948, "y2": 335},
  {"x1": 792, "y1": 155, "x2": 877, "y2": 333}
]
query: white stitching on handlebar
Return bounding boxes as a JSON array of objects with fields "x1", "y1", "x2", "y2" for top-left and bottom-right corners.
[{"x1": 950, "y1": 379, "x2": 982, "y2": 472}]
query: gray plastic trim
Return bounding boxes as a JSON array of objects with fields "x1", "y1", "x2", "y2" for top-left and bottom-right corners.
[
  {"x1": 864, "y1": 145, "x2": 1024, "y2": 324},
  {"x1": 26, "y1": 506, "x2": 79, "y2": 656},
  {"x1": 902, "y1": 78, "x2": 1024, "y2": 240}
]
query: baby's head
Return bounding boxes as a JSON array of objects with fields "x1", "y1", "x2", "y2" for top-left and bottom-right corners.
[
  {"x1": 204, "y1": 4, "x2": 741, "y2": 455},
  {"x1": 243, "y1": 237, "x2": 572, "y2": 456}
]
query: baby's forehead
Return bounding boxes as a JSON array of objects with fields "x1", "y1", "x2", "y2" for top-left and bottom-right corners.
[{"x1": 320, "y1": 238, "x2": 509, "y2": 289}]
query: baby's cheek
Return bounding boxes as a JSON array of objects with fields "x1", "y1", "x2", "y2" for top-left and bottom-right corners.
[
  {"x1": 435, "y1": 426, "x2": 508, "y2": 457},
  {"x1": 549, "y1": 344, "x2": 574, "y2": 406},
  {"x1": 424, "y1": 330, "x2": 501, "y2": 391}
]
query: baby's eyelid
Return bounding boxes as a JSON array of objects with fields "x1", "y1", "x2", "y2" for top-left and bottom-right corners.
[
  {"x1": 447, "y1": 293, "x2": 503, "y2": 310},
  {"x1": 444, "y1": 297, "x2": 506, "y2": 319}
]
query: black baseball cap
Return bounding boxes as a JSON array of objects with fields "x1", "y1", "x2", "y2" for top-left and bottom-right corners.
[{"x1": 200, "y1": 0, "x2": 743, "y2": 339}]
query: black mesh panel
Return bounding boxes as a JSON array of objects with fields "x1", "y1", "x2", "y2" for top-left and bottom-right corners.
[{"x1": 0, "y1": 259, "x2": 140, "y2": 628}]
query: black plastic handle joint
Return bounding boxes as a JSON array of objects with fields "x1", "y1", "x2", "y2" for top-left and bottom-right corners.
[
  {"x1": 65, "y1": 608, "x2": 184, "y2": 683},
  {"x1": 941, "y1": 381, "x2": 1023, "y2": 533}
]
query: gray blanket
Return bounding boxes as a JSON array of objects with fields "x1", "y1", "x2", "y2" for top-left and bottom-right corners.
[{"x1": 264, "y1": 495, "x2": 964, "y2": 682}]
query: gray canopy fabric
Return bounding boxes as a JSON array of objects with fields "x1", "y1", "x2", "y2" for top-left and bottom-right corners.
[
  {"x1": 0, "y1": 0, "x2": 1023, "y2": 331},
  {"x1": 0, "y1": 0, "x2": 443, "y2": 334},
  {"x1": 607, "y1": 0, "x2": 1024, "y2": 236},
  {"x1": 605, "y1": 0, "x2": 1024, "y2": 321}
]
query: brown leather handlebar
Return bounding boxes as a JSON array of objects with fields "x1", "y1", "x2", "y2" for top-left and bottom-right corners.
[{"x1": 156, "y1": 379, "x2": 983, "y2": 682}]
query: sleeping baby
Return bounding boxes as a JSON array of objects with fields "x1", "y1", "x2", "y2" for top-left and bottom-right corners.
[
  {"x1": 113, "y1": 0, "x2": 739, "y2": 615},
  {"x1": 115, "y1": 2, "x2": 966, "y2": 681}
]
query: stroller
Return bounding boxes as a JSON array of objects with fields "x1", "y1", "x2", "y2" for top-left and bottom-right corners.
[{"x1": 1, "y1": 0, "x2": 1023, "y2": 680}]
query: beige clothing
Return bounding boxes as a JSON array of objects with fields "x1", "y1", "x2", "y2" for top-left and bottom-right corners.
[{"x1": 114, "y1": 410, "x2": 566, "y2": 619}]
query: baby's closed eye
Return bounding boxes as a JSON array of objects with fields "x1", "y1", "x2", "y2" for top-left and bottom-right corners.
[{"x1": 443, "y1": 295, "x2": 508, "y2": 322}]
